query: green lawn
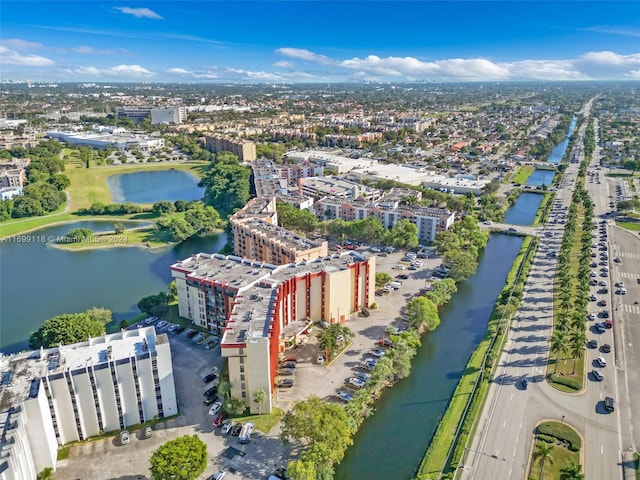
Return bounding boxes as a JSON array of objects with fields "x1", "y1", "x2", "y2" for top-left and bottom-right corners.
[
  {"x1": 230, "y1": 407, "x2": 284, "y2": 434},
  {"x1": 52, "y1": 223, "x2": 176, "y2": 251},
  {"x1": 512, "y1": 166, "x2": 535, "y2": 184},
  {"x1": 616, "y1": 220, "x2": 640, "y2": 231},
  {"x1": 529, "y1": 440, "x2": 581, "y2": 480}
]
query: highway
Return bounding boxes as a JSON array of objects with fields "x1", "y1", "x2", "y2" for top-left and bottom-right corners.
[{"x1": 461, "y1": 103, "x2": 634, "y2": 480}]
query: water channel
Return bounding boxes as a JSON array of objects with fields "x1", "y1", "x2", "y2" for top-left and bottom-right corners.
[
  {"x1": 503, "y1": 192, "x2": 544, "y2": 226},
  {"x1": 336, "y1": 234, "x2": 524, "y2": 480},
  {"x1": 547, "y1": 116, "x2": 577, "y2": 164},
  {"x1": 526, "y1": 168, "x2": 555, "y2": 187}
]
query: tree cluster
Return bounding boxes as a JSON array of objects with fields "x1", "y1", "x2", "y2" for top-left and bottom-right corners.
[
  {"x1": 149, "y1": 435, "x2": 207, "y2": 480},
  {"x1": 199, "y1": 152, "x2": 251, "y2": 217},
  {"x1": 326, "y1": 217, "x2": 419, "y2": 248},
  {"x1": 29, "y1": 307, "x2": 111, "y2": 349},
  {"x1": 156, "y1": 201, "x2": 224, "y2": 241},
  {"x1": 0, "y1": 140, "x2": 68, "y2": 221},
  {"x1": 433, "y1": 215, "x2": 488, "y2": 282},
  {"x1": 276, "y1": 202, "x2": 318, "y2": 232},
  {"x1": 138, "y1": 291, "x2": 173, "y2": 318},
  {"x1": 78, "y1": 202, "x2": 144, "y2": 215}
]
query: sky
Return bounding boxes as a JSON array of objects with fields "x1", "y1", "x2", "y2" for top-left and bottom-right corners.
[{"x1": 1, "y1": 1, "x2": 640, "y2": 83}]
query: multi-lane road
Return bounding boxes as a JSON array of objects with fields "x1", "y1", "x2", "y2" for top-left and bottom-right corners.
[{"x1": 461, "y1": 111, "x2": 640, "y2": 479}]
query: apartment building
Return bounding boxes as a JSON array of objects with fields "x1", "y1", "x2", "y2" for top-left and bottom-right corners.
[
  {"x1": 0, "y1": 131, "x2": 37, "y2": 150},
  {"x1": 0, "y1": 327, "x2": 177, "y2": 480},
  {"x1": 170, "y1": 251, "x2": 375, "y2": 413},
  {"x1": 204, "y1": 135, "x2": 257, "y2": 162},
  {"x1": 315, "y1": 189, "x2": 455, "y2": 244},
  {"x1": 46, "y1": 131, "x2": 164, "y2": 152}
]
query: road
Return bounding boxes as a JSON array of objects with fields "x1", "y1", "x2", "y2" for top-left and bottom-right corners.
[
  {"x1": 461, "y1": 104, "x2": 632, "y2": 480},
  {"x1": 479, "y1": 222, "x2": 543, "y2": 237}
]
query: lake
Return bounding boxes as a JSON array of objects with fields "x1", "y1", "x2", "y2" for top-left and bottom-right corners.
[
  {"x1": 107, "y1": 169, "x2": 204, "y2": 204},
  {"x1": 0, "y1": 221, "x2": 226, "y2": 353}
]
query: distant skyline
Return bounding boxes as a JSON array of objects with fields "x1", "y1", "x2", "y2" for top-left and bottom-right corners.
[{"x1": 1, "y1": 1, "x2": 640, "y2": 83}]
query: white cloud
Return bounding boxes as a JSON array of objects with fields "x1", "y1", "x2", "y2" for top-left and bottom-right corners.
[
  {"x1": 73, "y1": 46, "x2": 122, "y2": 55},
  {"x1": 70, "y1": 64, "x2": 154, "y2": 76},
  {"x1": 167, "y1": 67, "x2": 191, "y2": 75},
  {"x1": 276, "y1": 48, "x2": 335, "y2": 65},
  {"x1": 275, "y1": 46, "x2": 640, "y2": 81},
  {"x1": 0, "y1": 46, "x2": 55, "y2": 66},
  {"x1": 273, "y1": 60, "x2": 294, "y2": 68},
  {"x1": 627, "y1": 70, "x2": 640, "y2": 79},
  {"x1": 583, "y1": 26, "x2": 640, "y2": 38},
  {"x1": 115, "y1": 7, "x2": 163, "y2": 19},
  {"x1": 1, "y1": 39, "x2": 43, "y2": 50}
]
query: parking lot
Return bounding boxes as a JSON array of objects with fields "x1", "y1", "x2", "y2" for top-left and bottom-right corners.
[{"x1": 55, "y1": 246, "x2": 442, "y2": 480}]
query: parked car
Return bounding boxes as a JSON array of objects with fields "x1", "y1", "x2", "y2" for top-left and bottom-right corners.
[
  {"x1": 174, "y1": 326, "x2": 186, "y2": 334},
  {"x1": 120, "y1": 430, "x2": 130, "y2": 445},
  {"x1": 205, "y1": 340, "x2": 218, "y2": 350},
  {"x1": 592, "y1": 370, "x2": 604, "y2": 381},
  {"x1": 221, "y1": 420, "x2": 234, "y2": 435},
  {"x1": 277, "y1": 379, "x2": 295, "y2": 388},
  {"x1": 604, "y1": 396, "x2": 615, "y2": 412},
  {"x1": 281, "y1": 361, "x2": 297, "y2": 370},
  {"x1": 231, "y1": 423, "x2": 243, "y2": 436},
  {"x1": 378, "y1": 338, "x2": 393, "y2": 348},
  {"x1": 587, "y1": 313, "x2": 596, "y2": 321},
  {"x1": 210, "y1": 471, "x2": 226, "y2": 480},
  {"x1": 598, "y1": 299, "x2": 607, "y2": 306},
  {"x1": 348, "y1": 377, "x2": 366, "y2": 389},
  {"x1": 596, "y1": 356, "x2": 607, "y2": 367},
  {"x1": 520, "y1": 377, "x2": 528, "y2": 390},
  {"x1": 203, "y1": 373, "x2": 217, "y2": 383},
  {"x1": 370, "y1": 348, "x2": 386, "y2": 357},
  {"x1": 317, "y1": 355, "x2": 325, "y2": 366},
  {"x1": 187, "y1": 330, "x2": 198, "y2": 338},
  {"x1": 204, "y1": 385, "x2": 218, "y2": 398},
  {"x1": 213, "y1": 413, "x2": 226, "y2": 427},
  {"x1": 337, "y1": 391, "x2": 353, "y2": 402},
  {"x1": 588, "y1": 339, "x2": 598, "y2": 349},
  {"x1": 601, "y1": 343, "x2": 611, "y2": 353},
  {"x1": 353, "y1": 371, "x2": 370, "y2": 382},
  {"x1": 283, "y1": 356, "x2": 298, "y2": 364},
  {"x1": 208, "y1": 402, "x2": 223, "y2": 416},
  {"x1": 204, "y1": 397, "x2": 216, "y2": 406},
  {"x1": 239, "y1": 422, "x2": 254, "y2": 444}
]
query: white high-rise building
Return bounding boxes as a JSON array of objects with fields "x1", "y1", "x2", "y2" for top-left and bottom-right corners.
[{"x1": 0, "y1": 327, "x2": 177, "y2": 480}]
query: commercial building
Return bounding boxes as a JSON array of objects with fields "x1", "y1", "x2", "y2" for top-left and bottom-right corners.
[
  {"x1": 298, "y1": 176, "x2": 380, "y2": 201},
  {"x1": 0, "y1": 327, "x2": 177, "y2": 480},
  {"x1": 252, "y1": 158, "x2": 323, "y2": 198},
  {"x1": 45, "y1": 130, "x2": 164, "y2": 152},
  {"x1": 285, "y1": 150, "x2": 372, "y2": 174},
  {"x1": 229, "y1": 197, "x2": 328, "y2": 267},
  {"x1": 315, "y1": 188, "x2": 455, "y2": 244},
  {"x1": 116, "y1": 106, "x2": 186, "y2": 125},
  {"x1": 204, "y1": 136, "x2": 257, "y2": 162},
  {"x1": 170, "y1": 251, "x2": 375, "y2": 414}
]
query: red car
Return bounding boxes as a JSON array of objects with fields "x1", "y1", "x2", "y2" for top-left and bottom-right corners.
[{"x1": 213, "y1": 413, "x2": 226, "y2": 428}]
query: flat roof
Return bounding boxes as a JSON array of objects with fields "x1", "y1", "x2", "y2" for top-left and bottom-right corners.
[
  {"x1": 233, "y1": 216, "x2": 323, "y2": 251},
  {"x1": 0, "y1": 327, "x2": 163, "y2": 411}
]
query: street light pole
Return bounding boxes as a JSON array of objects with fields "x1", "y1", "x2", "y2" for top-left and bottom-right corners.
[{"x1": 561, "y1": 415, "x2": 565, "y2": 425}]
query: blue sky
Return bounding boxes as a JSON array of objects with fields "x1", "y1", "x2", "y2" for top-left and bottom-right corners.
[{"x1": 1, "y1": 1, "x2": 640, "y2": 82}]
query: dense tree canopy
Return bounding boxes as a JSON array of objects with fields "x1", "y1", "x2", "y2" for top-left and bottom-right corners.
[
  {"x1": 29, "y1": 311, "x2": 106, "y2": 349},
  {"x1": 406, "y1": 296, "x2": 440, "y2": 331},
  {"x1": 276, "y1": 202, "x2": 318, "y2": 232},
  {"x1": 149, "y1": 435, "x2": 207, "y2": 480},
  {"x1": 200, "y1": 152, "x2": 251, "y2": 217}
]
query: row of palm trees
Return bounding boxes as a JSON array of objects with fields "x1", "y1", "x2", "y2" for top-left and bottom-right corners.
[{"x1": 550, "y1": 183, "x2": 594, "y2": 379}]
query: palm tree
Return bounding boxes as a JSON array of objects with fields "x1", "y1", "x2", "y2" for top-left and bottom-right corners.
[
  {"x1": 534, "y1": 441, "x2": 555, "y2": 480},
  {"x1": 569, "y1": 330, "x2": 586, "y2": 374},
  {"x1": 217, "y1": 379, "x2": 231, "y2": 402},
  {"x1": 560, "y1": 463, "x2": 584, "y2": 480},
  {"x1": 253, "y1": 389, "x2": 266, "y2": 417},
  {"x1": 550, "y1": 329, "x2": 568, "y2": 373}
]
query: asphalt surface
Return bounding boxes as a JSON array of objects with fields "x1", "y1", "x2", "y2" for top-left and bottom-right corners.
[{"x1": 462, "y1": 104, "x2": 636, "y2": 480}]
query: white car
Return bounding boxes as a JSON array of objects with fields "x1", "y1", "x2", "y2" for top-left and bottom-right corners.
[
  {"x1": 615, "y1": 281, "x2": 625, "y2": 288},
  {"x1": 348, "y1": 377, "x2": 366, "y2": 388},
  {"x1": 337, "y1": 391, "x2": 353, "y2": 402},
  {"x1": 212, "y1": 471, "x2": 226, "y2": 480},
  {"x1": 370, "y1": 348, "x2": 386, "y2": 357},
  {"x1": 587, "y1": 313, "x2": 596, "y2": 321},
  {"x1": 120, "y1": 430, "x2": 130, "y2": 445},
  {"x1": 596, "y1": 356, "x2": 607, "y2": 368},
  {"x1": 592, "y1": 370, "x2": 604, "y2": 381},
  {"x1": 371, "y1": 247, "x2": 381, "y2": 253},
  {"x1": 208, "y1": 401, "x2": 223, "y2": 416},
  {"x1": 156, "y1": 320, "x2": 168, "y2": 329}
]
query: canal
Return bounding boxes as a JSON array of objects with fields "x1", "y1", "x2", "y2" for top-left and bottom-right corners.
[
  {"x1": 504, "y1": 192, "x2": 544, "y2": 226},
  {"x1": 547, "y1": 116, "x2": 577, "y2": 164},
  {"x1": 526, "y1": 169, "x2": 555, "y2": 187},
  {"x1": 335, "y1": 234, "x2": 523, "y2": 480}
]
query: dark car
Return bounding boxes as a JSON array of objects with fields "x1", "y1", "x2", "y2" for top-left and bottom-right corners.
[
  {"x1": 281, "y1": 362, "x2": 296, "y2": 370},
  {"x1": 203, "y1": 373, "x2": 217, "y2": 384},
  {"x1": 378, "y1": 338, "x2": 393, "y2": 348},
  {"x1": 604, "y1": 396, "x2": 615, "y2": 412},
  {"x1": 231, "y1": 423, "x2": 243, "y2": 436},
  {"x1": 588, "y1": 339, "x2": 598, "y2": 349},
  {"x1": 273, "y1": 467, "x2": 291, "y2": 480},
  {"x1": 204, "y1": 397, "x2": 216, "y2": 406},
  {"x1": 204, "y1": 386, "x2": 218, "y2": 397},
  {"x1": 601, "y1": 344, "x2": 611, "y2": 353},
  {"x1": 276, "y1": 379, "x2": 294, "y2": 388},
  {"x1": 175, "y1": 326, "x2": 186, "y2": 334},
  {"x1": 279, "y1": 368, "x2": 294, "y2": 376},
  {"x1": 187, "y1": 330, "x2": 199, "y2": 338},
  {"x1": 397, "y1": 274, "x2": 409, "y2": 280},
  {"x1": 520, "y1": 377, "x2": 528, "y2": 390}
]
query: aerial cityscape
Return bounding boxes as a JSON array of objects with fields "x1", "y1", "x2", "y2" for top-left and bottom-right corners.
[{"x1": 1, "y1": 2, "x2": 640, "y2": 480}]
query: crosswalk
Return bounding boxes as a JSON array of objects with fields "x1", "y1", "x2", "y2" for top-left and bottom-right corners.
[
  {"x1": 619, "y1": 251, "x2": 640, "y2": 260},
  {"x1": 617, "y1": 271, "x2": 639, "y2": 279},
  {"x1": 621, "y1": 303, "x2": 640, "y2": 315}
]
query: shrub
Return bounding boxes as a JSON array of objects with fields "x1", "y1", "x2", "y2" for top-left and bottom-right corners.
[
  {"x1": 537, "y1": 422, "x2": 581, "y2": 451},
  {"x1": 548, "y1": 374, "x2": 581, "y2": 391}
]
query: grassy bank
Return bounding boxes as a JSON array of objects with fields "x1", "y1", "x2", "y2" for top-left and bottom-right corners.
[
  {"x1": 512, "y1": 165, "x2": 535, "y2": 184},
  {"x1": 51, "y1": 224, "x2": 176, "y2": 251},
  {"x1": 532, "y1": 193, "x2": 555, "y2": 226},
  {"x1": 416, "y1": 235, "x2": 538, "y2": 479}
]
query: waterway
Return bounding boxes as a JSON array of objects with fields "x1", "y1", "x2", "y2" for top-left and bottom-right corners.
[
  {"x1": 546, "y1": 116, "x2": 577, "y2": 164},
  {"x1": 107, "y1": 169, "x2": 204, "y2": 204},
  {"x1": 335, "y1": 234, "x2": 524, "y2": 480},
  {"x1": 0, "y1": 221, "x2": 226, "y2": 353},
  {"x1": 503, "y1": 192, "x2": 544, "y2": 226},
  {"x1": 526, "y1": 169, "x2": 555, "y2": 187}
]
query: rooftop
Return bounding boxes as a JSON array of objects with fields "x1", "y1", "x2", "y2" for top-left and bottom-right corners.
[{"x1": 0, "y1": 327, "x2": 162, "y2": 412}]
